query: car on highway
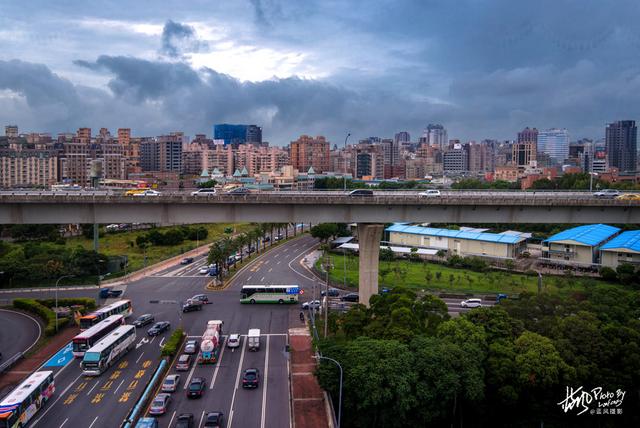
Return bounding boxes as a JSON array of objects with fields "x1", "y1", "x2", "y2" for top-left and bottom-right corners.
[
  {"x1": 175, "y1": 413, "x2": 194, "y2": 428},
  {"x1": 419, "y1": 189, "x2": 441, "y2": 197},
  {"x1": 191, "y1": 188, "x2": 217, "y2": 196},
  {"x1": 204, "y1": 412, "x2": 224, "y2": 428},
  {"x1": 302, "y1": 300, "x2": 321, "y2": 310},
  {"x1": 348, "y1": 189, "x2": 373, "y2": 197},
  {"x1": 242, "y1": 368, "x2": 260, "y2": 389},
  {"x1": 227, "y1": 334, "x2": 240, "y2": 348},
  {"x1": 99, "y1": 287, "x2": 123, "y2": 298},
  {"x1": 149, "y1": 393, "x2": 171, "y2": 415},
  {"x1": 147, "y1": 321, "x2": 171, "y2": 336},
  {"x1": 133, "y1": 189, "x2": 161, "y2": 197},
  {"x1": 198, "y1": 266, "x2": 210, "y2": 275},
  {"x1": 226, "y1": 187, "x2": 250, "y2": 195},
  {"x1": 176, "y1": 354, "x2": 192, "y2": 371},
  {"x1": 187, "y1": 377, "x2": 206, "y2": 398},
  {"x1": 593, "y1": 189, "x2": 621, "y2": 199},
  {"x1": 133, "y1": 314, "x2": 155, "y2": 327},
  {"x1": 124, "y1": 188, "x2": 148, "y2": 196},
  {"x1": 460, "y1": 298, "x2": 483, "y2": 308},
  {"x1": 341, "y1": 293, "x2": 360, "y2": 302},
  {"x1": 135, "y1": 417, "x2": 158, "y2": 428},
  {"x1": 161, "y1": 374, "x2": 180, "y2": 392},
  {"x1": 191, "y1": 294, "x2": 210, "y2": 304},
  {"x1": 616, "y1": 193, "x2": 640, "y2": 200},
  {"x1": 321, "y1": 288, "x2": 340, "y2": 297},
  {"x1": 184, "y1": 340, "x2": 199, "y2": 355},
  {"x1": 180, "y1": 257, "x2": 194, "y2": 265},
  {"x1": 182, "y1": 300, "x2": 202, "y2": 312}
]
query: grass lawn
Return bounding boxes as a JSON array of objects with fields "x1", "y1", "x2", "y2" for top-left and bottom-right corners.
[
  {"x1": 67, "y1": 223, "x2": 254, "y2": 273},
  {"x1": 319, "y1": 252, "x2": 594, "y2": 295}
]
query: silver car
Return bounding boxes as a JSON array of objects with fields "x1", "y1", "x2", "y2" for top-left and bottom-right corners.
[
  {"x1": 460, "y1": 298, "x2": 482, "y2": 308},
  {"x1": 184, "y1": 340, "x2": 199, "y2": 354},
  {"x1": 161, "y1": 374, "x2": 180, "y2": 393}
]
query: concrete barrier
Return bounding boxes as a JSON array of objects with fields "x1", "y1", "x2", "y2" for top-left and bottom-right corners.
[{"x1": 121, "y1": 359, "x2": 168, "y2": 428}]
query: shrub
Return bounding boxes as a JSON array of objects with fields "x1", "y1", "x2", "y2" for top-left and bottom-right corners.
[
  {"x1": 13, "y1": 298, "x2": 69, "y2": 336},
  {"x1": 599, "y1": 266, "x2": 618, "y2": 282},
  {"x1": 36, "y1": 298, "x2": 96, "y2": 311},
  {"x1": 161, "y1": 328, "x2": 185, "y2": 357}
]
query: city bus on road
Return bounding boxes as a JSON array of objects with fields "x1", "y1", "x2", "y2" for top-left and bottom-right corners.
[
  {"x1": 81, "y1": 325, "x2": 136, "y2": 376},
  {"x1": 0, "y1": 371, "x2": 54, "y2": 428},
  {"x1": 240, "y1": 285, "x2": 300, "y2": 304},
  {"x1": 79, "y1": 299, "x2": 133, "y2": 330},
  {"x1": 72, "y1": 314, "x2": 125, "y2": 357}
]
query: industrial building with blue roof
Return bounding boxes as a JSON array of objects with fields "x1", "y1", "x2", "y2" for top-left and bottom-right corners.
[
  {"x1": 600, "y1": 230, "x2": 640, "y2": 269},
  {"x1": 542, "y1": 224, "x2": 621, "y2": 267}
]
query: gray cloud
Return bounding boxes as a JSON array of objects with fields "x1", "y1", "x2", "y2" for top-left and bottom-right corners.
[{"x1": 160, "y1": 19, "x2": 208, "y2": 58}]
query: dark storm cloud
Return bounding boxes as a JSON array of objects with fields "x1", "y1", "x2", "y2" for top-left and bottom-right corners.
[
  {"x1": 160, "y1": 19, "x2": 208, "y2": 58},
  {"x1": 0, "y1": 59, "x2": 79, "y2": 106}
]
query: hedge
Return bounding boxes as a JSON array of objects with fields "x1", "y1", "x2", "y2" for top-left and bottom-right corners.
[
  {"x1": 161, "y1": 328, "x2": 185, "y2": 357},
  {"x1": 36, "y1": 298, "x2": 97, "y2": 312},
  {"x1": 13, "y1": 298, "x2": 69, "y2": 336}
]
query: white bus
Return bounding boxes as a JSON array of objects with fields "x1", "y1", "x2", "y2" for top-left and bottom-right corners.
[
  {"x1": 240, "y1": 285, "x2": 300, "y2": 304},
  {"x1": 81, "y1": 325, "x2": 136, "y2": 376},
  {"x1": 0, "y1": 371, "x2": 54, "y2": 428},
  {"x1": 72, "y1": 315, "x2": 125, "y2": 357},
  {"x1": 79, "y1": 300, "x2": 133, "y2": 330}
]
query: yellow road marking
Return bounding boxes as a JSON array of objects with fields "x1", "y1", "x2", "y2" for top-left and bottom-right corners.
[
  {"x1": 118, "y1": 391, "x2": 131, "y2": 403},
  {"x1": 142, "y1": 360, "x2": 152, "y2": 369},
  {"x1": 118, "y1": 361, "x2": 129, "y2": 369},
  {"x1": 134, "y1": 370, "x2": 145, "y2": 379},
  {"x1": 91, "y1": 393, "x2": 104, "y2": 404},
  {"x1": 75, "y1": 382, "x2": 87, "y2": 392},
  {"x1": 100, "y1": 381, "x2": 113, "y2": 391},
  {"x1": 127, "y1": 380, "x2": 138, "y2": 390},
  {"x1": 109, "y1": 370, "x2": 122, "y2": 380},
  {"x1": 63, "y1": 393, "x2": 78, "y2": 405}
]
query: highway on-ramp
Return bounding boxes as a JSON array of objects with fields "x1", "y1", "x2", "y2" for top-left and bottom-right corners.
[{"x1": 0, "y1": 308, "x2": 41, "y2": 360}]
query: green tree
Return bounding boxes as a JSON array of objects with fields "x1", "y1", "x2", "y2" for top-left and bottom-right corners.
[
  {"x1": 310, "y1": 223, "x2": 339, "y2": 244},
  {"x1": 513, "y1": 331, "x2": 574, "y2": 389}
]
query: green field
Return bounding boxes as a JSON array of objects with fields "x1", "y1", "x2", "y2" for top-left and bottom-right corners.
[
  {"x1": 68, "y1": 223, "x2": 253, "y2": 273},
  {"x1": 319, "y1": 252, "x2": 596, "y2": 295}
]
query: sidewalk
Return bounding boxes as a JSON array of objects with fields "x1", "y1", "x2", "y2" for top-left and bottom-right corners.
[
  {"x1": 289, "y1": 327, "x2": 331, "y2": 428},
  {"x1": 0, "y1": 326, "x2": 79, "y2": 397}
]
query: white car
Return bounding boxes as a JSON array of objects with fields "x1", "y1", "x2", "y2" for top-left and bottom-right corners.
[
  {"x1": 227, "y1": 334, "x2": 240, "y2": 348},
  {"x1": 460, "y1": 298, "x2": 482, "y2": 308},
  {"x1": 302, "y1": 300, "x2": 321, "y2": 310},
  {"x1": 419, "y1": 190, "x2": 441, "y2": 197},
  {"x1": 191, "y1": 188, "x2": 217, "y2": 196},
  {"x1": 198, "y1": 266, "x2": 210, "y2": 275},
  {"x1": 133, "y1": 189, "x2": 161, "y2": 197},
  {"x1": 593, "y1": 189, "x2": 621, "y2": 199}
]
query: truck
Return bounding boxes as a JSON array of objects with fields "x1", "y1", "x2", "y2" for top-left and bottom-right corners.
[
  {"x1": 99, "y1": 288, "x2": 123, "y2": 299},
  {"x1": 198, "y1": 320, "x2": 223, "y2": 364},
  {"x1": 248, "y1": 328, "x2": 261, "y2": 351}
]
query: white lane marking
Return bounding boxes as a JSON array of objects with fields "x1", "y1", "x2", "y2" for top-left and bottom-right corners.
[
  {"x1": 149, "y1": 336, "x2": 156, "y2": 344},
  {"x1": 268, "y1": 268, "x2": 273, "y2": 273},
  {"x1": 283, "y1": 248, "x2": 288, "y2": 253},
  {"x1": 210, "y1": 341, "x2": 227, "y2": 389},
  {"x1": 159, "y1": 337, "x2": 166, "y2": 347},
  {"x1": 273, "y1": 253, "x2": 279, "y2": 258},
  {"x1": 287, "y1": 245, "x2": 322, "y2": 283},
  {"x1": 247, "y1": 275, "x2": 252, "y2": 282},
  {"x1": 136, "y1": 352, "x2": 145, "y2": 363},
  {"x1": 277, "y1": 261, "x2": 281, "y2": 265},
  {"x1": 260, "y1": 335, "x2": 270, "y2": 428},
  {"x1": 86, "y1": 380, "x2": 99, "y2": 395},
  {"x1": 264, "y1": 260, "x2": 270, "y2": 265},
  {"x1": 58, "y1": 418, "x2": 68, "y2": 428},
  {"x1": 183, "y1": 354, "x2": 199, "y2": 390},
  {"x1": 227, "y1": 337, "x2": 248, "y2": 428},
  {"x1": 260, "y1": 276, "x2": 265, "y2": 282},
  {"x1": 113, "y1": 378, "x2": 126, "y2": 395},
  {"x1": 198, "y1": 410, "x2": 206, "y2": 428},
  {"x1": 168, "y1": 411, "x2": 177, "y2": 427},
  {"x1": 88, "y1": 416, "x2": 99, "y2": 428},
  {"x1": 0, "y1": 309, "x2": 42, "y2": 355},
  {"x1": 31, "y1": 373, "x2": 82, "y2": 427}
]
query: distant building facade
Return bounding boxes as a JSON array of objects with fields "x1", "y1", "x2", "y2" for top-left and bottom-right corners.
[{"x1": 606, "y1": 120, "x2": 637, "y2": 173}]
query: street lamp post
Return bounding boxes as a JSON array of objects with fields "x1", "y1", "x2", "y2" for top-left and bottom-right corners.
[
  {"x1": 315, "y1": 355, "x2": 343, "y2": 428},
  {"x1": 55, "y1": 274, "x2": 75, "y2": 332},
  {"x1": 343, "y1": 133, "x2": 351, "y2": 191}
]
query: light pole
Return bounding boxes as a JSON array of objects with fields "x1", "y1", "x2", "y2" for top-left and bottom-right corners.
[
  {"x1": 589, "y1": 172, "x2": 598, "y2": 192},
  {"x1": 55, "y1": 274, "x2": 75, "y2": 332},
  {"x1": 315, "y1": 355, "x2": 343, "y2": 428},
  {"x1": 343, "y1": 133, "x2": 351, "y2": 191}
]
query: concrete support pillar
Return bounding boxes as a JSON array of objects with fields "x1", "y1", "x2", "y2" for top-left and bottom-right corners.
[{"x1": 357, "y1": 223, "x2": 385, "y2": 307}]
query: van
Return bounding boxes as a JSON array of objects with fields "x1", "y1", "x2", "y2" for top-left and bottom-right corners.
[
  {"x1": 247, "y1": 329, "x2": 260, "y2": 351},
  {"x1": 348, "y1": 189, "x2": 373, "y2": 197}
]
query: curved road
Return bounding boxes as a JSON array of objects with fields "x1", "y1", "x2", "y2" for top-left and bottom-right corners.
[{"x1": 0, "y1": 309, "x2": 41, "y2": 360}]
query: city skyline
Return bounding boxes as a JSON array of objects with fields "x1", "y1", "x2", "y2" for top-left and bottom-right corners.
[{"x1": 2, "y1": 1, "x2": 640, "y2": 144}]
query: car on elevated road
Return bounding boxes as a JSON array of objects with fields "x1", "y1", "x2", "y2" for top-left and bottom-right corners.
[
  {"x1": 242, "y1": 368, "x2": 260, "y2": 389},
  {"x1": 593, "y1": 189, "x2": 621, "y2": 199},
  {"x1": 184, "y1": 340, "x2": 199, "y2": 354},
  {"x1": 616, "y1": 193, "x2": 640, "y2": 201},
  {"x1": 132, "y1": 189, "x2": 161, "y2": 197},
  {"x1": 190, "y1": 188, "x2": 217, "y2": 196},
  {"x1": 161, "y1": 374, "x2": 180, "y2": 392},
  {"x1": 227, "y1": 334, "x2": 240, "y2": 348},
  {"x1": 204, "y1": 411, "x2": 224, "y2": 428},
  {"x1": 348, "y1": 189, "x2": 373, "y2": 197},
  {"x1": 187, "y1": 377, "x2": 206, "y2": 398},
  {"x1": 419, "y1": 189, "x2": 441, "y2": 197},
  {"x1": 149, "y1": 393, "x2": 171, "y2": 415},
  {"x1": 175, "y1": 413, "x2": 194, "y2": 428}
]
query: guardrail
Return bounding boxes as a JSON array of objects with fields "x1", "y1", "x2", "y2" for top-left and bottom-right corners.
[
  {"x1": 121, "y1": 359, "x2": 168, "y2": 428},
  {"x1": 0, "y1": 352, "x2": 22, "y2": 374}
]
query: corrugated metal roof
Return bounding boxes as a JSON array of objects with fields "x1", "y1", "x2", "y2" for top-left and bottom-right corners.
[
  {"x1": 600, "y1": 230, "x2": 640, "y2": 252},
  {"x1": 544, "y1": 224, "x2": 620, "y2": 246},
  {"x1": 385, "y1": 224, "x2": 526, "y2": 244}
]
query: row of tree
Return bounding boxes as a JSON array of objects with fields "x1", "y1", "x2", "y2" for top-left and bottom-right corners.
[
  {"x1": 316, "y1": 285, "x2": 640, "y2": 427},
  {"x1": 314, "y1": 177, "x2": 422, "y2": 190},
  {"x1": 135, "y1": 225, "x2": 209, "y2": 247}
]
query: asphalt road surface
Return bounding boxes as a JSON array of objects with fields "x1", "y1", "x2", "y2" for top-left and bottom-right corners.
[{"x1": 0, "y1": 309, "x2": 41, "y2": 360}]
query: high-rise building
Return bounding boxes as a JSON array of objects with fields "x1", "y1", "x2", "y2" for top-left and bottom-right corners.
[
  {"x1": 538, "y1": 128, "x2": 569, "y2": 164},
  {"x1": 353, "y1": 142, "x2": 385, "y2": 178},
  {"x1": 443, "y1": 143, "x2": 468, "y2": 173},
  {"x1": 5, "y1": 125, "x2": 18, "y2": 138},
  {"x1": 118, "y1": 128, "x2": 131, "y2": 145},
  {"x1": 513, "y1": 127, "x2": 538, "y2": 169},
  {"x1": 290, "y1": 135, "x2": 330, "y2": 173},
  {"x1": 394, "y1": 131, "x2": 410, "y2": 144},
  {"x1": 606, "y1": 120, "x2": 637, "y2": 172},
  {"x1": 140, "y1": 134, "x2": 183, "y2": 172},
  {"x1": 0, "y1": 149, "x2": 58, "y2": 187},
  {"x1": 76, "y1": 128, "x2": 91, "y2": 143},
  {"x1": 466, "y1": 141, "x2": 494, "y2": 173},
  {"x1": 213, "y1": 124, "x2": 262, "y2": 146},
  {"x1": 422, "y1": 124, "x2": 447, "y2": 149}
]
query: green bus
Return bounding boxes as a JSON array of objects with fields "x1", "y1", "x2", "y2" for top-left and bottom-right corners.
[{"x1": 240, "y1": 285, "x2": 300, "y2": 304}]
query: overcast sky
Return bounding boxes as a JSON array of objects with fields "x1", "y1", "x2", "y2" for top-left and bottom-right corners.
[{"x1": 2, "y1": 0, "x2": 640, "y2": 145}]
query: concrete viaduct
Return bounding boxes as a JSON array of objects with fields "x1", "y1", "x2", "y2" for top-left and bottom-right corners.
[{"x1": 1, "y1": 191, "x2": 639, "y2": 306}]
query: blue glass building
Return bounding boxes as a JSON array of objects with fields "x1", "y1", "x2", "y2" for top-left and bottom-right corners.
[{"x1": 213, "y1": 124, "x2": 262, "y2": 146}]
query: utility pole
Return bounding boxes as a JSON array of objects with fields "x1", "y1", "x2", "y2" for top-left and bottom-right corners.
[
  {"x1": 324, "y1": 251, "x2": 330, "y2": 338},
  {"x1": 343, "y1": 133, "x2": 351, "y2": 191}
]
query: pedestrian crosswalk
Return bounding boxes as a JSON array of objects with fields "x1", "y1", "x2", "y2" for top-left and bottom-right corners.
[{"x1": 152, "y1": 257, "x2": 213, "y2": 278}]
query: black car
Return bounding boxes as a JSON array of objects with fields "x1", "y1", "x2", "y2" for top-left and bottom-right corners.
[
  {"x1": 181, "y1": 257, "x2": 194, "y2": 265},
  {"x1": 175, "y1": 413, "x2": 194, "y2": 428},
  {"x1": 147, "y1": 321, "x2": 171, "y2": 336},
  {"x1": 99, "y1": 288, "x2": 123, "y2": 298},
  {"x1": 187, "y1": 377, "x2": 206, "y2": 398},
  {"x1": 204, "y1": 412, "x2": 224, "y2": 428},
  {"x1": 348, "y1": 189, "x2": 373, "y2": 197},
  {"x1": 242, "y1": 368, "x2": 260, "y2": 389},
  {"x1": 341, "y1": 293, "x2": 359, "y2": 302},
  {"x1": 182, "y1": 301, "x2": 202, "y2": 313},
  {"x1": 133, "y1": 314, "x2": 155, "y2": 327},
  {"x1": 226, "y1": 187, "x2": 249, "y2": 195},
  {"x1": 321, "y1": 288, "x2": 340, "y2": 297}
]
